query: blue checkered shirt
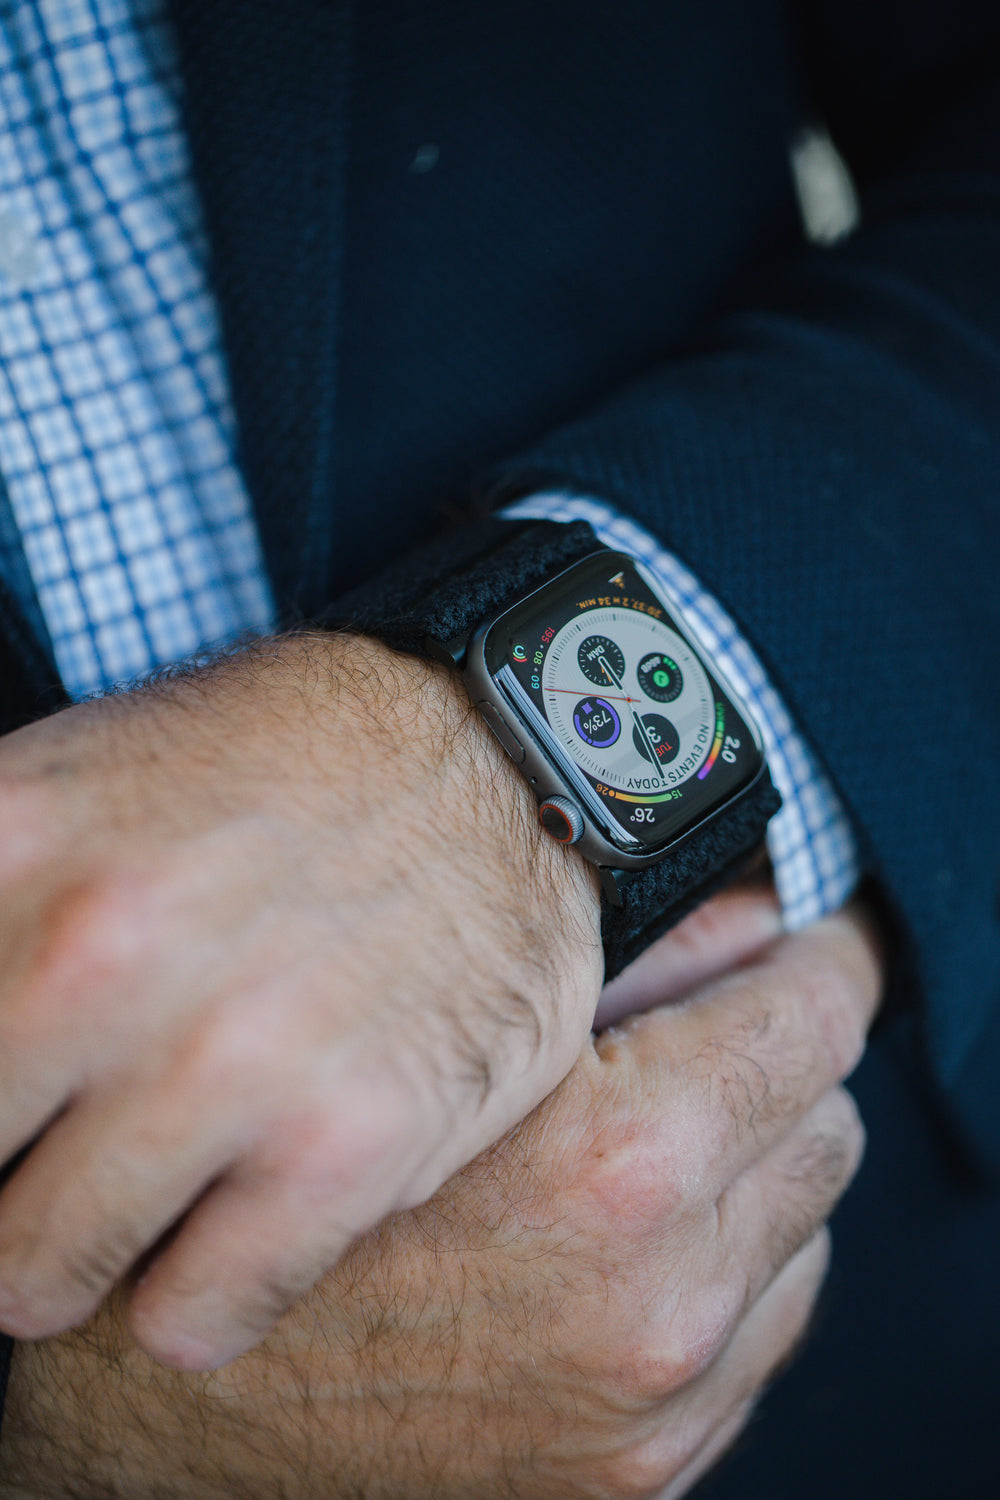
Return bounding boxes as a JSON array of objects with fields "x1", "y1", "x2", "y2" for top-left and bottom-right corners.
[{"x1": 0, "y1": 0, "x2": 858, "y2": 930}]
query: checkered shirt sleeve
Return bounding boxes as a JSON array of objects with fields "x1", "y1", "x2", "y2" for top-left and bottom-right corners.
[{"x1": 0, "y1": 0, "x2": 274, "y2": 701}]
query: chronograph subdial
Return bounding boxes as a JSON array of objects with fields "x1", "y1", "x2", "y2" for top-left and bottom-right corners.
[
  {"x1": 578, "y1": 635, "x2": 625, "y2": 687},
  {"x1": 638, "y1": 651, "x2": 683, "y2": 704},
  {"x1": 632, "y1": 713, "x2": 681, "y2": 766}
]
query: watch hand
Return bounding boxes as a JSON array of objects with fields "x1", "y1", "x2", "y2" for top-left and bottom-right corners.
[
  {"x1": 547, "y1": 686, "x2": 638, "y2": 703},
  {"x1": 600, "y1": 659, "x2": 668, "y2": 783},
  {"x1": 631, "y1": 712, "x2": 669, "y2": 783},
  {"x1": 598, "y1": 658, "x2": 628, "y2": 693}
]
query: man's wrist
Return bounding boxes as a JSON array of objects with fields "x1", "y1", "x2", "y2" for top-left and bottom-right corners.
[{"x1": 325, "y1": 518, "x2": 784, "y2": 978}]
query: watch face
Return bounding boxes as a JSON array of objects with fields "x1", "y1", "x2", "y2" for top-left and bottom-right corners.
[{"x1": 483, "y1": 552, "x2": 765, "y2": 853}]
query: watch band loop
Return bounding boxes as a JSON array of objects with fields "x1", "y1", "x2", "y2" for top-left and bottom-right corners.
[{"x1": 326, "y1": 517, "x2": 599, "y2": 661}]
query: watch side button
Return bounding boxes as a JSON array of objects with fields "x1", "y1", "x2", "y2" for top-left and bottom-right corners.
[
  {"x1": 539, "y1": 796, "x2": 585, "y2": 845},
  {"x1": 477, "y1": 701, "x2": 526, "y2": 764}
]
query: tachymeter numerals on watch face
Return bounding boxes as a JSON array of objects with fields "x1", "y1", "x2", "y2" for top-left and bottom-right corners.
[{"x1": 542, "y1": 609, "x2": 715, "y2": 798}]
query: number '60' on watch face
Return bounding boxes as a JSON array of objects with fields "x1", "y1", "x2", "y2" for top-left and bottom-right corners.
[{"x1": 477, "y1": 552, "x2": 766, "y2": 860}]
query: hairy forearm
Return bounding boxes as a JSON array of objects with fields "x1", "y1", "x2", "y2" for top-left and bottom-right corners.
[
  {"x1": 0, "y1": 902, "x2": 881, "y2": 1500},
  {"x1": 1, "y1": 1301, "x2": 264, "y2": 1499},
  {"x1": 0, "y1": 630, "x2": 602, "y2": 1371},
  {"x1": 0, "y1": 1240, "x2": 571, "y2": 1500},
  {"x1": 2, "y1": 1286, "x2": 374, "y2": 1500}
]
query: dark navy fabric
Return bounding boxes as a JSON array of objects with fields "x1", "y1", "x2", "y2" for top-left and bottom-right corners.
[
  {"x1": 697, "y1": 1010, "x2": 1000, "y2": 1500},
  {"x1": 1, "y1": 0, "x2": 998, "y2": 1486},
  {"x1": 0, "y1": 579, "x2": 64, "y2": 738},
  {"x1": 171, "y1": 0, "x2": 1000, "y2": 1162}
]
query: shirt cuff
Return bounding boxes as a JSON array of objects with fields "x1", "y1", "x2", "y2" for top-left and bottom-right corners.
[{"x1": 501, "y1": 492, "x2": 861, "y2": 929}]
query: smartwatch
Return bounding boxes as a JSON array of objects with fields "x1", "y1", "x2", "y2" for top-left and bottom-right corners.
[{"x1": 331, "y1": 516, "x2": 780, "y2": 979}]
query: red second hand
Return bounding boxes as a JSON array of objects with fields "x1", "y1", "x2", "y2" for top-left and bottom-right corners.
[{"x1": 544, "y1": 686, "x2": 641, "y2": 703}]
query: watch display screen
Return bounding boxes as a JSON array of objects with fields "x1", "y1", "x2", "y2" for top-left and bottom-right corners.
[{"x1": 483, "y1": 552, "x2": 765, "y2": 852}]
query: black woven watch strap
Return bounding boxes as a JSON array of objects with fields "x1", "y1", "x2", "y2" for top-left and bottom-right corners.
[
  {"x1": 326, "y1": 516, "x2": 599, "y2": 660},
  {"x1": 600, "y1": 767, "x2": 781, "y2": 979},
  {"x1": 326, "y1": 514, "x2": 780, "y2": 980}
]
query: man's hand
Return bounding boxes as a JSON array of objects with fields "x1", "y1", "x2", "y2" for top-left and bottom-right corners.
[
  {"x1": 0, "y1": 894, "x2": 881, "y2": 1500},
  {"x1": 0, "y1": 633, "x2": 602, "y2": 1368}
]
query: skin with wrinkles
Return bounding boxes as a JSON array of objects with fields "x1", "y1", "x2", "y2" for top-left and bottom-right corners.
[
  {"x1": 0, "y1": 633, "x2": 602, "y2": 1369},
  {"x1": 0, "y1": 892, "x2": 882, "y2": 1500}
]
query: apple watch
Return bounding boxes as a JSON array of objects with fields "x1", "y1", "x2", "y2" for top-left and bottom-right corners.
[{"x1": 331, "y1": 516, "x2": 780, "y2": 979}]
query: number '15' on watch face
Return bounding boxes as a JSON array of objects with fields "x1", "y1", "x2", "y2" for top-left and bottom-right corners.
[{"x1": 480, "y1": 552, "x2": 766, "y2": 859}]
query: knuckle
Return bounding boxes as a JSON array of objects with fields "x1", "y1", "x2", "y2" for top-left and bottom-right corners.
[
  {"x1": 784, "y1": 1089, "x2": 866, "y2": 1224},
  {"x1": 570, "y1": 1109, "x2": 688, "y2": 1241},
  {"x1": 815, "y1": 1085, "x2": 866, "y2": 1178},
  {"x1": 589, "y1": 1288, "x2": 732, "y2": 1412},
  {"x1": 616, "y1": 1340, "x2": 710, "y2": 1410},
  {"x1": 234, "y1": 1072, "x2": 426, "y2": 1236},
  {"x1": 59, "y1": 872, "x2": 153, "y2": 972},
  {"x1": 649, "y1": 1286, "x2": 739, "y2": 1394},
  {"x1": 574, "y1": 1149, "x2": 673, "y2": 1245},
  {"x1": 22, "y1": 871, "x2": 156, "y2": 1020},
  {"x1": 590, "y1": 1424, "x2": 698, "y2": 1500}
]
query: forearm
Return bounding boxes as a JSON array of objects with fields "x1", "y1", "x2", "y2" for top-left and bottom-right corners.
[
  {"x1": 0, "y1": 898, "x2": 882, "y2": 1500},
  {"x1": 0, "y1": 629, "x2": 601, "y2": 1374},
  {"x1": 2, "y1": 1260, "x2": 481, "y2": 1500},
  {"x1": 1, "y1": 1288, "x2": 363, "y2": 1500}
]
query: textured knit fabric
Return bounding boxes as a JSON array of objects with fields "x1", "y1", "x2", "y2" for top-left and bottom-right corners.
[{"x1": 0, "y1": 0, "x2": 274, "y2": 698}]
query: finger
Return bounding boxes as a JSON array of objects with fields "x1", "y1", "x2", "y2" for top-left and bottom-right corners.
[
  {"x1": 651, "y1": 1400, "x2": 755, "y2": 1500},
  {"x1": 571, "y1": 1085, "x2": 861, "y2": 1417},
  {"x1": 0, "y1": 848, "x2": 249, "y2": 1170},
  {"x1": 595, "y1": 906, "x2": 882, "y2": 1189},
  {"x1": 595, "y1": 880, "x2": 783, "y2": 1028},
  {"x1": 125, "y1": 1107, "x2": 432, "y2": 1370},
  {"x1": 126, "y1": 1174, "x2": 346, "y2": 1369},
  {"x1": 0, "y1": 1033, "x2": 441, "y2": 1353},
  {"x1": 0, "y1": 1085, "x2": 246, "y2": 1341},
  {"x1": 678, "y1": 1086, "x2": 863, "y2": 1345},
  {"x1": 625, "y1": 1230, "x2": 832, "y2": 1500},
  {"x1": 119, "y1": 1053, "x2": 456, "y2": 1368}
]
